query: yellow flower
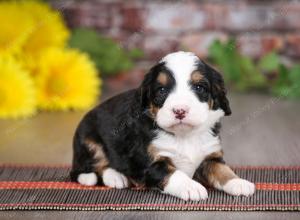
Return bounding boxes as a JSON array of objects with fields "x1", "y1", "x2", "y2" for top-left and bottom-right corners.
[
  {"x1": 35, "y1": 48, "x2": 101, "y2": 111},
  {"x1": 0, "y1": 2, "x2": 34, "y2": 55},
  {"x1": 20, "y1": 0, "x2": 70, "y2": 56},
  {"x1": 0, "y1": 56, "x2": 36, "y2": 119}
]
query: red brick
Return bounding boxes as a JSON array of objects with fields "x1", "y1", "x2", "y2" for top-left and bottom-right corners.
[
  {"x1": 273, "y1": 3, "x2": 300, "y2": 30},
  {"x1": 200, "y1": 3, "x2": 227, "y2": 30},
  {"x1": 144, "y1": 2, "x2": 207, "y2": 33},
  {"x1": 104, "y1": 68, "x2": 145, "y2": 95},
  {"x1": 180, "y1": 32, "x2": 228, "y2": 58},
  {"x1": 237, "y1": 34, "x2": 262, "y2": 58},
  {"x1": 64, "y1": 3, "x2": 111, "y2": 29},
  {"x1": 261, "y1": 35, "x2": 284, "y2": 54},
  {"x1": 108, "y1": 30, "x2": 144, "y2": 51},
  {"x1": 222, "y1": 5, "x2": 276, "y2": 32},
  {"x1": 237, "y1": 34, "x2": 284, "y2": 58},
  {"x1": 121, "y1": 6, "x2": 144, "y2": 31},
  {"x1": 285, "y1": 34, "x2": 300, "y2": 57},
  {"x1": 143, "y1": 35, "x2": 180, "y2": 60},
  {"x1": 55, "y1": 0, "x2": 300, "y2": 62}
]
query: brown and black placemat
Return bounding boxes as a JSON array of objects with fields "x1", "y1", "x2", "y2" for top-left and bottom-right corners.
[{"x1": 0, "y1": 165, "x2": 299, "y2": 211}]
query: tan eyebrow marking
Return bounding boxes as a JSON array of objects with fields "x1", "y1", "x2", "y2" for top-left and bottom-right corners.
[
  {"x1": 191, "y1": 71, "x2": 204, "y2": 84},
  {"x1": 157, "y1": 72, "x2": 168, "y2": 86}
]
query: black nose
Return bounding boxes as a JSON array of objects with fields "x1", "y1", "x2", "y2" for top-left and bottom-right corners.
[{"x1": 173, "y1": 108, "x2": 186, "y2": 120}]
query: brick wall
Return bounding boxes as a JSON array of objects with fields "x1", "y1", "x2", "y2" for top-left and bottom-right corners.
[{"x1": 53, "y1": 0, "x2": 300, "y2": 61}]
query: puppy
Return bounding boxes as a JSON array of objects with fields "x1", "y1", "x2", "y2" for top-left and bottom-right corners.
[{"x1": 70, "y1": 51, "x2": 255, "y2": 201}]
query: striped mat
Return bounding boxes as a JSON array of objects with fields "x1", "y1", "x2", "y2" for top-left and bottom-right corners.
[{"x1": 0, "y1": 165, "x2": 299, "y2": 211}]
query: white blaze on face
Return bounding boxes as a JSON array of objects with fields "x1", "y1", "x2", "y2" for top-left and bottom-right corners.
[{"x1": 156, "y1": 51, "x2": 224, "y2": 134}]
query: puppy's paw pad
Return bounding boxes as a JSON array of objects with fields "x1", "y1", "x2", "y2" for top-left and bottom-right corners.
[
  {"x1": 223, "y1": 178, "x2": 255, "y2": 196},
  {"x1": 164, "y1": 171, "x2": 208, "y2": 201},
  {"x1": 77, "y1": 173, "x2": 98, "y2": 186},
  {"x1": 102, "y1": 168, "x2": 128, "y2": 189}
]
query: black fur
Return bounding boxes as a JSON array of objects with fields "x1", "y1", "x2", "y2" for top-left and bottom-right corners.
[
  {"x1": 189, "y1": 77, "x2": 210, "y2": 103},
  {"x1": 71, "y1": 59, "x2": 231, "y2": 189},
  {"x1": 71, "y1": 89, "x2": 156, "y2": 184},
  {"x1": 141, "y1": 62, "x2": 175, "y2": 109},
  {"x1": 193, "y1": 155, "x2": 225, "y2": 187},
  {"x1": 145, "y1": 158, "x2": 174, "y2": 189},
  {"x1": 196, "y1": 61, "x2": 231, "y2": 116},
  {"x1": 211, "y1": 122, "x2": 221, "y2": 137}
]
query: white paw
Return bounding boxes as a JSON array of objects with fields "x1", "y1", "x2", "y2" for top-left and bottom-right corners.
[
  {"x1": 77, "y1": 172, "x2": 98, "y2": 186},
  {"x1": 102, "y1": 168, "x2": 129, "y2": 189},
  {"x1": 223, "y1": 178, "x2": 255, "y2": 196},
  {"x1": 163, "y1": 170, "x2": 208, "y2": 201}
]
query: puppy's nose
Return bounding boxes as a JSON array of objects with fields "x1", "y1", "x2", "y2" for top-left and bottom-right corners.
[{"x1": 172, "y1": 106, "x2": 189, "y2": 120}]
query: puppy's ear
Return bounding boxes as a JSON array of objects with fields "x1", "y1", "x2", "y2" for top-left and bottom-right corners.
[
  {"x1": 139, "y1": 70, "x2": 153, "y2": 109},
  {"x1": 139, "y1": 62, "x2": 163, "y2": 109},
  {"x1": 205, "y1": 63, "x2": 231, "y2": 116}
]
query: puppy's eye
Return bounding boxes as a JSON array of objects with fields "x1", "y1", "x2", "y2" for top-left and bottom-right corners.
[
  {"x1": 193, "y1": 84, "x2": 206, "y2": 93},
  {"x1": 158, "y1": 87, "x2": 168, "y2": 94}
]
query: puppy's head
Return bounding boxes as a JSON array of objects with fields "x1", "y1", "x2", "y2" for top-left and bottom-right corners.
[{"x1": 140, "y1": 51, "x2": 231, "y2": 134}]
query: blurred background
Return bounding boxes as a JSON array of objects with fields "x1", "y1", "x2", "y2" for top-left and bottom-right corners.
[{"x1": 0, "y1": 0, "x2": 299, "y2": 165}]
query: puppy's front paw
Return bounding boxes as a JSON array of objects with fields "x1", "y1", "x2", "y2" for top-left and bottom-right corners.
[
  {"x1": 163, "y1": 170, "x2": 208, "y2": 201},
  {"x1": 77, "y1": 172, "x2": 98, "y2": 186},
  {"x1": 102, "y1": 168, "x2": 129, "y2": 189},
  {"x1": 223, "y1": 178, "x2": 255, "y2": 196}
]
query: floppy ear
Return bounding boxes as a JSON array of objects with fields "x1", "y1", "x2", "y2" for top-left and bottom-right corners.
[
  {"x1": 205, "y1": 63, "x2": 231, "y2": 116},
  {"x1": 139, "y1": 70, "x2": 153, "y2": 109},
  {"x1": 139, "y1": 62, "x2": 166, "y2": 109}
]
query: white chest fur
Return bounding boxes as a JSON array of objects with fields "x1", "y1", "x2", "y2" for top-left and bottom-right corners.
[{"x1": 151, "y1": 129, "x2": 221, "y2": 177}]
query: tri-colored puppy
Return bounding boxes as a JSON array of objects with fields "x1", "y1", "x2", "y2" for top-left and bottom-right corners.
[{"x1": 71, "y1": 51, "x2": 255, "y2": 200}]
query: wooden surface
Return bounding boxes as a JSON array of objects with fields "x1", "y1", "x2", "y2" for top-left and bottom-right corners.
[
  {"x1": 0, "y1": 92, "x2": 299, "y2": 166},
  {"x1": 0, "y1": 92, "x2": 299, "y2": 219}
]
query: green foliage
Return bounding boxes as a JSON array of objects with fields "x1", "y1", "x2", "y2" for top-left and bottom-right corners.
[
  {"x1": 258, "y1": 52, "x2": 280, "y2": 72},
  {"x1": 208, "y1": 39, "x2": 300, "y2": 99},
  {"x1": 69, "y1": 28, "x2": 143, "y2": 76},
  {"x1": 272, "y1": 64, "x2": 300, "y2": 99},
  {"x1": 208, "y1": 39, "x2": 266, "y2": 91}
]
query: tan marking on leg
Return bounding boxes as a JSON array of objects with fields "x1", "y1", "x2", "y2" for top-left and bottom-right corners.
[
  {"x1": 191, "y1": 70, "x2": 204, "y2": 84},
  {"x1": 205, "y1": 151, "x2": 237, "y2": 187},
  {"x1": 157, "y1": 72, "x2": 168, "y2": 86},
  {"x1": 85, "y1": 139, "x2": 109, "y2": 175},
  {"x1": 159, "y1": 156, "x2": 176, "y2": 188},
  {"x1": 194, "y1": 150, "x2": 237, "y2": 188},
  {"x1": 208, "y1": 163, "x2": 237, "y2": 187},
  {"x1": 147, "y1": 144, "x2": 176, "y2": 188}
]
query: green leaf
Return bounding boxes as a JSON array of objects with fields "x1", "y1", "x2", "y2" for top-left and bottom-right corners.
[
  {"x1": 208, "y1": 38, "x2": 300, "y2": 99},
  {"x1": 208, "y1": 39, "x2": 242, "y2": 84},
  {"x1": 288, "y1": 64, "x2": 300, "y2": 82},
  {"x1": 275, "y1": 64, "x2": 289, "y2": 88},
  {"x1": 69, "y1": 28, "x2": 142, "y2": 76},
  {"x1": 288, "y1": 64, "x2": 300, "y2": 98},
  {"x1": 258, "y1": 52, "x2": 280, "y2": 72},
  {"x1": 271, "y1": 64, "x2": 300, "y2": 98},
  {"x1": 208, "y1": 38, "x2": 269, "y2": 92},
  {"x1": 128, "y1": 48, "x2": 144, "y2": 59}
]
